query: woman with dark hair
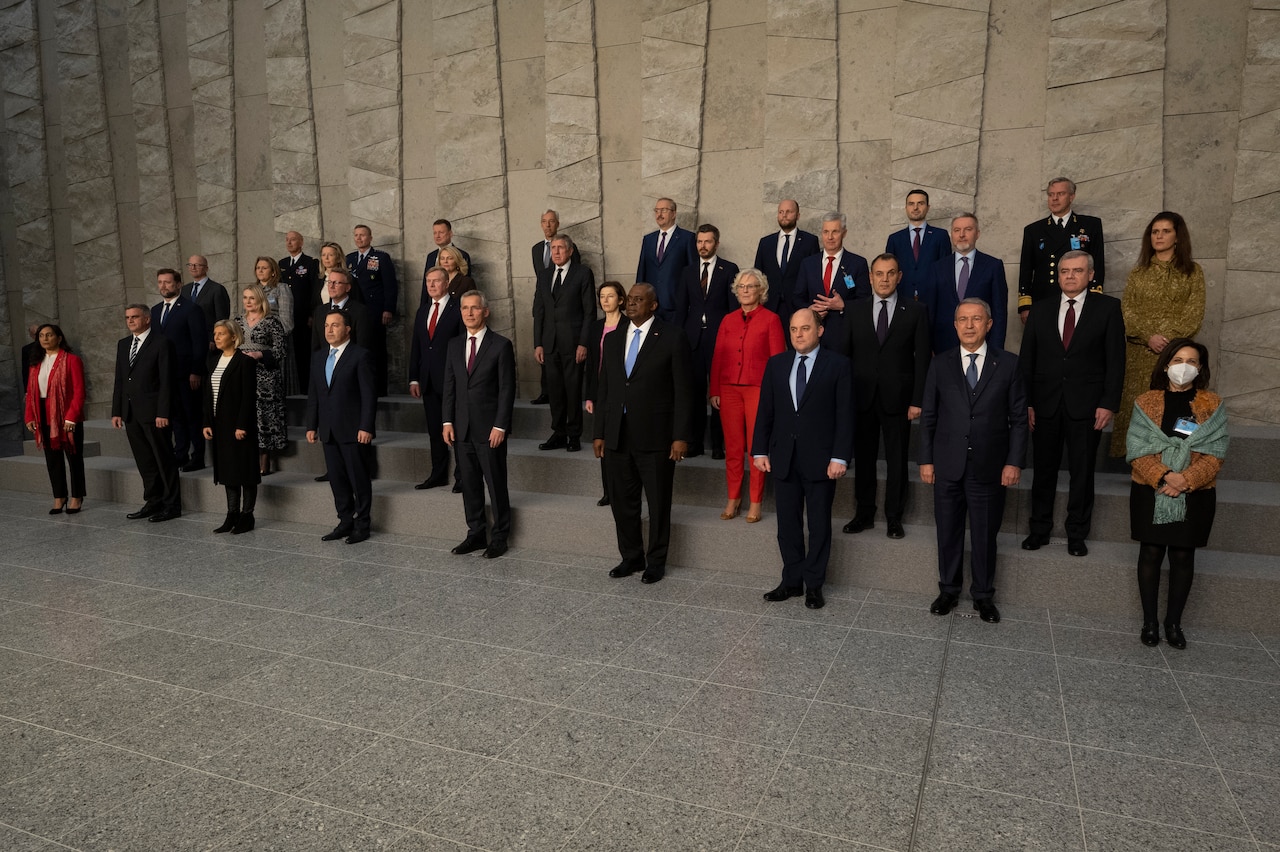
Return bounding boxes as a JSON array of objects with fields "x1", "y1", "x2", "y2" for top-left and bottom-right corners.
[
  {"x1": 237, "y1": 283, "x2": 289, "y2": 475},
  {"x1": 203, "y1": 319, "x2": 260, "y2": 533},
  {"x1": 585, "y1": 281, "x2": 628, "y2": 506},
  {"x1": 1126, "y1": 338, "x2": 1228, "y2": 650},
  {"x1": 23, "y1": 324, "x2": 86, "y2": 514},
  {"x1": 1111, "y1": 212, "x2": 1205, "y2": 455}
]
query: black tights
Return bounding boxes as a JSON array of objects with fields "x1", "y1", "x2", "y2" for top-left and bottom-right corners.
[
  {"x1": 1137, "y1": 543, "x2": 1196, "y2": 625},
  {"x1": 224, "y1": 485, "x2": 258, "y2": 515}
]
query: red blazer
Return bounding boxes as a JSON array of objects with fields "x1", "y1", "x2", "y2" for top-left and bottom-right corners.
[
  {"x1": 24, "y1": 351, "x2": 86, "y2": 450},
  {"x1": 709, "y1": 307, "x2": 785, "y2": 397}
]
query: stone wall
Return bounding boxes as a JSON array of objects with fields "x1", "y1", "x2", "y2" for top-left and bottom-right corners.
[{"x1": 0, "y1": 0, "x2": 1276, "y2": 424}]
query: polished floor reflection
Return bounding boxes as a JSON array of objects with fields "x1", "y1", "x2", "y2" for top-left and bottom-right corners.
[{"x1": 1, "y1": 489, "x2": 1278, "y2": 851}]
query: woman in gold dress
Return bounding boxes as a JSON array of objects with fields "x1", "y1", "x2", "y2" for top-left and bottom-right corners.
[{"x1": 1110, "y1": 211, "x2": 1205, "y2": 456}]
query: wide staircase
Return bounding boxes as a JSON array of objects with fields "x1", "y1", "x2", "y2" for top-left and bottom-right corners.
[{"x1": 3, "y1": 398, "x2": 1277, "y2": 628}]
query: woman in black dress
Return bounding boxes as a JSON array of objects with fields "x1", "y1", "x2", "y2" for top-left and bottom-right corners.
[
  {"x1": 203, "y1": 320, "x2": 261, "y2": 533},
  {"x1": 584, "y1": 281, "x2": 627, "y2": 506},
  {"x1": 1126, "y1": 338, "x2": 1228, "y2": 649}
]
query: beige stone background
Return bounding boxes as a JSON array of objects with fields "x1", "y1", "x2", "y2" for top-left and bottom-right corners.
[{"x1": 0, "y1": 0, "x2": 1277, "y2": 427}]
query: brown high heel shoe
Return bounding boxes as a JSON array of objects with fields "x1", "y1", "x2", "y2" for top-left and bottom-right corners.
[
  {"x1": 720, "y1": 500, "x2": 741, "y2": 521},
  {"x1": 745, "y1": 502, "x2": 763, "y2": 523}
]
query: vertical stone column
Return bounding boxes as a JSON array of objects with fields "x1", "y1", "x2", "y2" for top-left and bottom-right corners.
[
  {"x1": 1219, "y1": 4, "x2": 1280, "y2": 424},
  {"x1": 186, "y1": 0, "x2": 236, "y2": 283},
  {"x1": 433, "y1": 1, "x2": 514, "y2": 334},
  {"x1": 1044, "y1": 0, "x2": 1167, "y2": 288},
  {"x1": 127, "y1": 0, "x2": 180, "y2": 275},
  {"x1": 545, "y1": 0, "x2": 603, "y2": 273},
  {"x1": 265, "y1": 0, "x2": 320, "y2": 241},
  {"x1": 57, "y1": 0, "x2": 127, "y2": 404},
  {"x1": 640, "y1": 0, "x2": 707, "y2": 227},
  {"x1": 764, "y1": 0, "x2": 835, "y2": 224}
]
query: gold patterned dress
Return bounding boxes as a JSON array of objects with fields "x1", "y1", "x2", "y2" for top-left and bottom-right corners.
[{"x1": 1110, "y1": 259, "x2": 1205, "y2": 456}]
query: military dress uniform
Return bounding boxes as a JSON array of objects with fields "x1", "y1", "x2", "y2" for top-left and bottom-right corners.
[{"x1": 1017, "y1": 212, "x2": 1105, "y2": 313}]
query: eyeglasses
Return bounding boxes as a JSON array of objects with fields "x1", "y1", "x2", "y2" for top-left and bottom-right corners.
[{"x1": 653, "y1": 207, "x2": 674, "y2": 214}]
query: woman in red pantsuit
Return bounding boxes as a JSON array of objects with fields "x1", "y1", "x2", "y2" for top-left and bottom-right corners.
[{"x1": 709, "y1": 268, "x2": 785, "y2": 523}]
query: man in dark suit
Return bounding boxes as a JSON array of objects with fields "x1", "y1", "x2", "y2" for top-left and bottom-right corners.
[
  {"x1": 1019, "y1": 250, "x2": 1125, "y2": 557},
  {"x1": 635, "y1": 197, "x2": 697, "y2": 322},
  {"x1": 753, "y1": 199, "x2": 819, "y2": 320},
  {"x1": 751, "y1": 308, "x2": 853, "y2": 610},
  {"x1": 839, "y1": 254, "x2": 931, "y2": 539},
  {"x1": 347, "y1": 224, "x2": 398, "y2": 396},
  {"x1": 311, "y1": 270, "x2": 368, "y2": 351},
  {"x1": 793, "y1": 211, "x2": 870, "y2": 349},
  {"x1": 182, "y1": 255, "x2": 230, "y2": 349},
  {"x1": 280, "y1": 231, "x2": 321, "y2": 388},
  {"x1": 443, "y1": 291, "x2": 516, "y2": 560},
  {"x1": 533, "y1": 234, "x2": 596, "y2": 453},
  {"x1": 112, "y1": 304, "x2": 182, "y2": 522},
  {"x1": 409, "y1": 266, "x2": 464, "y2": 490},
  {"x1": 885, "y1": 190, "x2": 951, "y2": 301},
  {"x1": 153, "y1": 268, "x2": 207, "y2": 471},
  {"x1": 1018, "y1": 177, "x2": 1105, "y2": 318},
  {"x1": 673, "y1": 223, "x2": 739, "y2": 458},
  {"x1": 530, "y1": 209, "x2": 581, "y2": 405},
  {"x1": 919, "y1": 213, "x2": 1009, "y2": 352},
  {"x1": 593, "y1": 283, "x2": 693, "y2": 585},
  {"x1": 422, "y1": 218, "x2": 472, "y2": 291},
  {"x1": 919, "y1": 297, "x2": 1029, "y2": 624},
  {"x1": 306, "y1": 307, "x2": 377, "y2": 544}
]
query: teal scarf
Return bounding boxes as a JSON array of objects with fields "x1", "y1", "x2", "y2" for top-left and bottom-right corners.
[{"x1": 1126, "y1": 397, "x2": 1229, "y2": 524}]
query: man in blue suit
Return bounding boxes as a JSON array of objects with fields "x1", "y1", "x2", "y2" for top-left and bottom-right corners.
[
  {"x1": 919, "y1": 213, "x2": 1008, "y2": 352},
  {"x1": 636, "y1": 197, "x2": 697, "y2": 321},
  {"x1": 793, "y1": 211, "x2": 870, "y2": 349},
  {"x1": 752, "y1": 199, "x2": 820, "y2": 320},
  {"x1": 919, "y1": 297, "x2": 1028, "y2": 624},
  {"x1": 884, "y1": 190, "x2": 950, "y2": 300},
  {"x1": 751, "y1": 308, "x2": 854, "y2": 610},
  {"x1": 152, "y1": 268, "x2": 207, "y2": 471},
  {"x1": 409, "y1": 266, "x2": 464, "y2": 490}
]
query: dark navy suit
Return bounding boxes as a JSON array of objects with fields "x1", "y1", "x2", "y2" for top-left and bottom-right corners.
[
  {"x1": 306, "y1": 342, "x2": 377, "y2": 535},
  {"x1": 885, "y1": 224, "x2": 950, "y2": 301},
  {"x1": 919, "y1": 251, "x2": 1009, "y2": 352},
  {"x1": 636, "y1": 226, "x2": 697, "y2": 321},
  {"x1": 753, "y1": 229, "x2": 820, "y2": 320},
  {"x1": 673, "y1": 256, "x2": 739, "y2": 455},
  {"x1": 152, "y1": 297, "x2": 206, "y2": 466},
  {"x1": 112, "y1": 330, "x2": 181, "y2": 514},
  {"x1": 409, "y1": 295, "x2": 464, "y2": 485},
  {"x1": 793, "y1": 249, "x2": 871, "y2": 349}
]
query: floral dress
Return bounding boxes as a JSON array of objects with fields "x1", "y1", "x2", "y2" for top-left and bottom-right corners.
[{"x1": 237, "y1": 313, "x2": 289, "y2": 452}]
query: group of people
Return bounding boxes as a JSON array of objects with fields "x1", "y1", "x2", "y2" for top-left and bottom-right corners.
[{"x1": 20, "y1": 179, "x2": 1227, "y2": 646}]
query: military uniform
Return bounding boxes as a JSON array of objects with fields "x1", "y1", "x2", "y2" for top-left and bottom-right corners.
[{"x1": 1017, "y1": 212, "x2": 1105, "y2": 313}]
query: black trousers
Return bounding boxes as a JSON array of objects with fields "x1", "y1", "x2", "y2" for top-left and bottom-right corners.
[
  {"x1": 1030, "y1": 406, "x2": 1101, "y2": 539},
  {"x1": 689, "y1": 341, "x2": 722, "y2": 455},
  {"x1": 852, "y1": 403, "x2": 910, "y2": 523},
  {"x1": 420, "y1": 391, "x2": 452, "y2": 482},
  {"x1": 934, "y1": 474, "x2": 1005, "y2": 600},
  {"x1": 457, "y1": 434, "x2": 511, "y2": 545},
  {"x1": 125, "y1": 419, "x2": 181, "y2": 512},
  {"x1": 774, "y1": 469, "x2": 837, "y2": 592},
  {"x1": 322, "y1": 439, "x2": 373, "y2": 533},
  {"x1": 545, "y1": 350, "x2": 584, "y2": 438},
  {"x1": 605, "y1": 418, "x2": 676, "y2": 571},
  {"x1": 171, "y1": 379, "x2": 204, "y2": 464},
  {"x1": 366, "y1": 318, "x2": 388, "y2": 397},
  {"x1": 39, "y1": 406, "x2": 85, "y2": 500}
]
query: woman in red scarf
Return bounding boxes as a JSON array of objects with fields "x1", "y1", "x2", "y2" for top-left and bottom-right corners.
[{"x1": 23, "y1": 324, "x2": 86, "y2": 514}]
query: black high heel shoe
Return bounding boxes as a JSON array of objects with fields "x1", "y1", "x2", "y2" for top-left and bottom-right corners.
[
  {"x1": 1164, "y1": 622, "x2": 1187, "y2": 650},
  {"x1": 1140, "y1": 623, "x2": 1160, "y2": 647}
]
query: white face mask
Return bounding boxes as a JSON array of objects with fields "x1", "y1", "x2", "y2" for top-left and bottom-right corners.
[{"x1": 1167, "y1": 363, "x2": 1199, "y2": 386}]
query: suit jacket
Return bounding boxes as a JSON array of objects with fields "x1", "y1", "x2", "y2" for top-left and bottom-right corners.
[
  {"x1": 920, "y1": 345, "x2": 1028, "y2": 484},
  {"x1": 593, "y1": 318, "x2": 693, "y2": 452},
  {"x1": 753, "y1": 229, "x2": 820, "y2": 317},
  {"x1": 347, "y1": 248, "x2": 399, "y2": 317},
  {"x1": 280, "y1": 254, "x2": 322, "y2": 317},
  {"x1": 840, "y1": 294, "x2": 931, "y2": 414},
  {"x1": 112, "y1": 331, "x2": 176, "y2": 423},
  {"x1": 408, "y1": 296, "x2": 463, "y2": 397},
  {"x1": 584, "y1": 316, "x2": 629, "y2": 404},
  {"x1": 1018, "y1": 292, "x2": 1125, "y2": 420},
  {"x1": 182, "y1": 278, "x2": 230, "y2": 342},
  {"x1": 751, "y1": 349, "x2": 854, "y2": 481},
  {"x1": 920, "y1": 251, "x2": 1009, "y2": 352},
  {"x1": 793, "y1": 249, "x2": 871, "y2": 348},
  {"x1": 442, "y1": 329, "x2": 516, "y2": 443},
  {"x1": 530, "y1": 240, "x2": 581, "y2": 288},
  {"x1": 311, "y1": 301, "x2": 368, "y2": 351},
  {"x1": 424, "y1": 246, "x2": 472, "y2": 280},
  {"x1": 533, "y1": 261, "x2": 597, "y2": 354},
  {"x1": 885, "y1": 224, "x2": 951, "y2": 300},
  {"x1": 1018, "y1": 212, "x2": 1105, "y2": 312},
  {"x1": 305, "y1": 343, "x2": 376, "y2": 443},
  {"x1": 636, "y1": 226, "x2": 697, "y2": 318},
  {"x1": 673, "y1": 256, "x2": 740, "y2": 353},
  {"x1": 152, "y1": 297, "x2": 207, "y2": 379}
]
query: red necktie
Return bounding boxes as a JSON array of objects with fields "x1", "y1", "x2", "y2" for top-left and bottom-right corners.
[
  {"x1": 912, "y1": 228, "x2": 921, "y2": 261},
  {"x1": 823, "y1": 256, "x2": 834, "y2": 296},
  {"x1": 700, "y1": 262, "x2": 709, "y2": 297},
  {"x1": 466, "y1": 336, "x2": 478, "y2": 374},
  {"x1": 1062, "y1": 299, "x2": 1077, "y2": 349},
  {"x1": 428, "y1": 301, "x2": 439, "y2": 338}
]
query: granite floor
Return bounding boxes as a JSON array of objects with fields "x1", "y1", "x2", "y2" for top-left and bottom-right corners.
[{"x1": 1, "y1": 489, "x2": 1278, "y2": 851}]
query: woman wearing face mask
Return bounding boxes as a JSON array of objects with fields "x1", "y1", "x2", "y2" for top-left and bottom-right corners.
[{"x1": 1125, "y1": 339, "x2": 1228, "y2": 650}]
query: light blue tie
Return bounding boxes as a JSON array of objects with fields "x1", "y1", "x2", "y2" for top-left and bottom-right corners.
[
  {"x1": 624, "y1": 328, "x2": 641, "y2": 377},
  {"x1": 326, "y1": 348, "x2": 337, "y2": 386},
  {"x1": 966, "y1": 353, "x2": 978, "y2": 390}
]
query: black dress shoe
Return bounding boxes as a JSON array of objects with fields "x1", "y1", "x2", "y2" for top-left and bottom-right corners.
[
  {"x1": 321, "y1": 526, "x2": 353, "y2": 541},
  {"x1": 451, "y1": 537, "x2": 487, "y2": 555},
  {"x1": 805, "y1": 589, "x2": 825, "y2": 609},
  {"x1": 886, "y1": 521, "x2": 905, "y2": 539},
  {"x1": 975, "y1": 599, "x2": 1001, "y2": 623},
  {"x1": 566, "y1": 437, "x2": 582, "y2": 452},
  {"x1": 1164, "y1": 622, "x2": 1187, "y2": 650},
  {"x1": 345, "y1": 529, "x2": 370, "y2": 545},
  {"x1": 148, "y1": 510, "x2": 180, "y2": 523},
  {"x1": 842, "y1": 517, "x2": 873, "y2": 534},
  {"x1": 641, "y1": 567, "x2": 665, "y2": 584},
  {"x1": 230, "y1": 512, "x2": 255, "y2": 534},
  {"x1": 127, "y1": 506, "x2": 157, "y2": 520},
  {"x1": 530, "y1": 394, "x2": 549, "y2": 405},
  {"x1": 1067, "y1": 538, "x2": 1088, "y2": 557},
  {"x1": 596, "y1": 495, "x2": 610, "y2": 507},
  {"x1": 711, "y1": 449, "x2": 725, "y2": 460},
  {"x1": 608, "y1": 563, "x2": 640, "y2": 579},
  {"x1": 181, "y1": 462, "x2": 205, "y2": 473},
  {"x1": 930, "y1": 593, "x2": 958, "y2": 615},
  {"x1": 763, "y1": 585, "x2": 803, "y2": 602},
  {"x1": 315, "y1": 473, "x2": 329, "y2": 482},
  {"x1": 1140, "y1": 623, "x2": 1160, "y2": 647},
  {"x1": 483, "y1": 543, "x2": 508, "y2": 559},
  {"x1": 415, "y1": 477, "x2": 446, "y2": 490},
  {"x1": 451, "y1": 482, "x2": 463, "y2": 493},
  {"x1": 684, "y1": 447, "x2": 703, "y2": 458},
  {"x1": 538, "y1": 434, "x2": 567, "y2": 451},
  {"x1": 214, "y1": 512, "x2": 239, "y2": 534},
  {"x1": 1021, "y1": 533, "x2": 1049, "y2": 550}
]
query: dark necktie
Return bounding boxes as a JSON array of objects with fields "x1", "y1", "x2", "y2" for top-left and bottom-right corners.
[
  {"x1": 700, "y1": 262, "x2": 709, "y2": 297},
  {"x1": 192, "y1": 282, "x2": 202, "y2": 301},
  {"x1": 1062, "y1": 298, "x2": 1077, "y2": 349},
  {"x1": 656, "y1": 231, "x2": 667, "y2": 263},
  {"x1": 912, "y1": 227, "x2": 921, "y2": 261},
  {"x1": 543, "y1": 241, "x2": 551, "y2": 268},
  {"x1": 553, "y1": 268, "x2": 562, "y2": 296},
  {"x1": 466, "y1": 336, "x2": 478, "y2": 374},
  {"x1": 966, "y1": 353, "x2": 978, "y2": 389},
  {"x1": 129, "y1": 336, "x2": 140, "y2": 365},
  {"x1": 795, "y1": 355, "x2": 808, "y2": 405},
  {"x1": 780, "y1": 234, "x2": 791, "y2": 275},
  {"x1": 957, "y1": 256, "x2": 970, "y2": 300},
  {"x1": 876, "y1": 299, "x2": 889, "y2": 344}
]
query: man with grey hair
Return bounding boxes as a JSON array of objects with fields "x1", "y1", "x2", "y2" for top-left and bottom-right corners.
[
  {"x1": 636, "y1": 197, "x2": 696, "y2": 322},
  {"x1": 533, "y1": 233, "x2": 595, "y2": 453},
  {"x1": 1018, "y1": 176, "x2": 1105, "y2": 319},
  {"x1": 530, "y1": 209, "x2": 580, "y2": 404},
  {"x1": 794, "y1": 211, "x2": 870, "y2": 348}
]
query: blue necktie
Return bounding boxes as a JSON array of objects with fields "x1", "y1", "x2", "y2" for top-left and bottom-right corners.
[
  {"x1": 161, "y1": 302, "x2": 171, "y2": 325},
  {"x1": 326, "y1": 348, "x2": 337, "y2": 386},
  {"x1": 966, "y1": 353, "x2": 978, "y2": 390},
  {"x1": 795, "y1": 355, "x2": 808, "y2": 406},
  {"x1": 625, "y1": 328, "x2": 642, "y2": 377}
]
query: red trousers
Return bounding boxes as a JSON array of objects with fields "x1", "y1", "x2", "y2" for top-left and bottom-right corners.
[{"x1": 719, "y1": 384, "x2": 765, "y2": 502}]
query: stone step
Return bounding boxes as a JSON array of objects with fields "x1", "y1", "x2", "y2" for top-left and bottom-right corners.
[{"x1": 23, "y1": 440, "x2": 101, "y2": 458}]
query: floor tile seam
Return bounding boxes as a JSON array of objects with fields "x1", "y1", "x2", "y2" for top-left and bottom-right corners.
[
  {"x1": 924, "y1": 776, "x2": 1088, "y2": 812},
  {"x1": 1067, "y1": 740, "x2": 1250, "y2": 772},
  {"x1": 906, "y1": 610, "x2": 957, "y2": 852},
  {"x1": 1074, "y1": 801, "x2": 1261, "y2": 842},
  {"x1": 1052, "y1": 620, "x2": 1271, "y2": 650},
  {"x1": 1047, "y1": 630, "x2": 1090, "y2": 849},
  {"x1": 0, "y1": 819, "x2": 80, "y2": 851},
  {"x1": 1166, "y1": 665, "x2": 1280, "y2": 688}
]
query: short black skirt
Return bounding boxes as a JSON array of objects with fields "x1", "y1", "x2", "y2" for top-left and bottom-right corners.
[{"x1": 1130, "y1": 482, "x2": 1216, "y2": 549}]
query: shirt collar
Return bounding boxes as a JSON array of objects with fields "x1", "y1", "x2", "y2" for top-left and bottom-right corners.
[
  {"x1": 330, "y1": 339, "x2": 351, "y2": 356},
  {"x1": 960, "y1": 341, "x2": 988, "y2": 362},
  {"x1": 1061, "y1": 289, "x2": 1088, "y2": 307}
]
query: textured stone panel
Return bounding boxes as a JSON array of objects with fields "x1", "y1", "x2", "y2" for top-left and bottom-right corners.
[
  {"x1": 894, "y1": 2, "x2": 989, "y2": 93},
  {"x1": 766, "y1": 36, "x2": 837, "y2": 98},
  {"x1": 126, "y1": 0, "x2": 179, "y2": 273},
  {"x1": 547, "y1": 47, "x2": 594, "y2": 95},
  {"x1": 548, "y1": 92, "x2": 597, "y2": 134},
  {"x1": 763, "y1": 94, "x2": 836, "y2": 142},
  {"x1": 891, "y1": 114, "x2": 981, "y2": 160},
  {"x1": 438, "y1": 45, "x2": 503, "y2": 116},
  {"x1": 762, "y1": 140, "x2": 839, "y2": 211},
  {"x1": 839, "y1": 140, "x2": 892, "y2": 257},
  {"x1": 437, "y1": 175, "x2": 507, "y2": 219},
  {"x1": 1044, "y1": 71, "x2": 1162, "y2": 139},
  {"x1": 1162, "y1": 112, "x2": 1237, "y2": 258},
  {"x1": 642, "y1": 65, "x2": 705, "y2": 148},
  {"x1": 546, "y1": 131, "x2": 598, "y2": 171},
  {"x1": 597, "y1": 42, "x2": 640, "y2": 162},
  {"x1": 1228, "y1": 192, "x2": 1280, "y2": 273},
  {"x1": 702, "y1": 22, "x2": 764, "y2": 153},
  {"x1": 768, "y1": 0, "x2": 834, "y2": 38},
  {"x1": 186, "y1": 0, "x2": 237, "y2": 279},
  {"x1": 434, "y1": 4, "x2": 493, "y2": 56},
  {"x1": 640, "y1": 1, "x2": 706, "y2": 216},
  {"x1": 265, "y1": 0, "x2": 321, "y2": 239},
  {"x1": 1223, "y1": 270, "x2": 1280, "y2": 322},
  {"x1": 1165, "y1": 0, "x2": 1249, "y2": 115},
  {"x1": 641, "y1": 2, "x2": 706, "y2": 44}
]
